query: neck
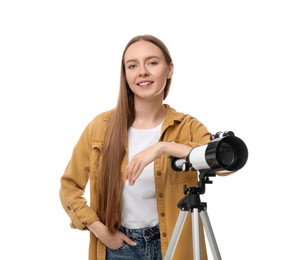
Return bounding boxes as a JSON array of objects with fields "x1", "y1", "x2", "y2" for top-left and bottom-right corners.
[{"x1": 132, "y1": 101, "x2": 166, "y2": 129}]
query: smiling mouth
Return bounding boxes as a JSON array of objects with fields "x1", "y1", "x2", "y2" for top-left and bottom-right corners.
[{"x1": 138, "y1": 81, "x2": 153, "y2": 86}]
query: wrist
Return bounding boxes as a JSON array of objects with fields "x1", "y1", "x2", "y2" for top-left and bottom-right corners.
[
  {"x1": 157, "y1": 142, "x2": 166, "y2": 156},
  {"x1": 87, "y1": 221, "x2": 107, "y2": 237},
  {"x1": 158, "y1": 142, "x2": 191, "y2": 158}
]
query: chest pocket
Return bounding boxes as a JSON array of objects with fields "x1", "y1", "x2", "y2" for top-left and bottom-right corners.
[
  {"x1": 163, "y1": 135, "x2": 198, "y2": 185},
  {"x1": 169, "y1": 164, "x2": 198, "y2": 184},
  {"x1": 90, "y1": 141, "x2": 103, "y2": 180}
]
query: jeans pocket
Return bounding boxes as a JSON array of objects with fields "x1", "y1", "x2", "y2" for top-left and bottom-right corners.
[{"x1": 107, "y1": 242, "x2": 129, "y2": 252}]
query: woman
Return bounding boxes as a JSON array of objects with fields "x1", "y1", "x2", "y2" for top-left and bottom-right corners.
[{"x1": 60, "y1": 35, "x2": 211, "y2": 259}]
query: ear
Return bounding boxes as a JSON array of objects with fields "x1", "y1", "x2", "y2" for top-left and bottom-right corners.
[{"x1": 167, "y1": 62, "x2": 174, "y2": 79}]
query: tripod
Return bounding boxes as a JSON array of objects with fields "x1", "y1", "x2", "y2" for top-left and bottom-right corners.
[{"x1": 165, "y1": 171, "x2": 222, "y2": 260}]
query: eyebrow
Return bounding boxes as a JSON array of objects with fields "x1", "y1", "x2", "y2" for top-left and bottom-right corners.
[{"x1": 125, "y1": 55, "x2": 161, "y2": 65}]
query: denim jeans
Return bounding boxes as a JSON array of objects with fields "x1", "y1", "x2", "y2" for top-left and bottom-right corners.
[{"x1": 106, "y1": 225, "x2": 162, "y2": 260}]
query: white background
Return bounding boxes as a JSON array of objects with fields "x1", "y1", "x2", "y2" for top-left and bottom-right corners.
[{"x1": 1, "y1": 1, "x2": 306, "y2": 259}]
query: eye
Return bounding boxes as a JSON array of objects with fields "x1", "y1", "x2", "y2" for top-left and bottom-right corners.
[
  {"x1": 127, "y1": 64, "x2": 136, "y2": 70},
  {"x1": 148, "y1": 60, "x2": 158, "y2": 66}
]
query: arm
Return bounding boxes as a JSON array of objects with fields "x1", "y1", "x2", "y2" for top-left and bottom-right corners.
[
  {"x1": 59, "y1": 124, "x2": 99, "y2": 230},
  {"x1": 125, "y1": 142, "x2": 192, "y2": 186}
]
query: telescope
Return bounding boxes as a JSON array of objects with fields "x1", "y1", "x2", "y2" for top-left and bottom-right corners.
[
  {"x1": 171, "y1": 131, "x2": 248, "y2": 173},
  {"x1": 166, "y1": 131, "x2": 248, "y2": 260}
]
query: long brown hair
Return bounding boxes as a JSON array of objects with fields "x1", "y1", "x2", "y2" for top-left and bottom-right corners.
[{"x1": 97, "y1": 35, "x2": 173, "y2": 233}]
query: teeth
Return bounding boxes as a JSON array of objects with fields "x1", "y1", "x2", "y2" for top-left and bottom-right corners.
[{"x1": 139, "y1": 82, "x2": 152, "y2": 86}]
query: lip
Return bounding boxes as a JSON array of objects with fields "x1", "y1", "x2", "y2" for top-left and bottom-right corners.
[{"x1": 137, "y1": 80, "x2": 154, "y2": 86}]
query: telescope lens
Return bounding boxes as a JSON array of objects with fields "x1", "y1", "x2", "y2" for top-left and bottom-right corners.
[
  {"x1": 217, "y1": 143, "x2": 235, "y2": 167},
  {"x1": 174, "y1": 133, "x2": 248, "y2": 172}
]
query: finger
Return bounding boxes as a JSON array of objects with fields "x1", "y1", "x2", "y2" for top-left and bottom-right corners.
[
  {"x1": 130, "y1": 166, "x2": 144, "y2": 186},
  {"x1": 125, "y1": 161, "x2": 137, "y2": 181},
  {"x1": 129, "y1": 163, "x2": 144, "y2": 186},
  {"x1": 122, "y1": 236, "x2": 137, "y2": 246},
  {"x1": 127, "y1": 162, "x2": 141, "y2": 185}
]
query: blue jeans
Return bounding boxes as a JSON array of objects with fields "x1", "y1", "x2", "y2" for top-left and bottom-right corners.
[{"x1": 106, "y1": 225, "x2": 162, "y2": 260}]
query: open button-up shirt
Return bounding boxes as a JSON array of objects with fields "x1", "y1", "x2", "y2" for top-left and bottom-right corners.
[{"x1": 60, "y1": 104, "x2": 211, "y2": 259}]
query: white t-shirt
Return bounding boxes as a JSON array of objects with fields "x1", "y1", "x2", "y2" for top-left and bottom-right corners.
[{"x1": 121, "y1": 123, "x2": 162, "y2": 229}]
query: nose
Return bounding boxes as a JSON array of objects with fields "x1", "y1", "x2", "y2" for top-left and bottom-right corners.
[{"x1": 139, "y1": 65, "x2": 149, "y2": 77}]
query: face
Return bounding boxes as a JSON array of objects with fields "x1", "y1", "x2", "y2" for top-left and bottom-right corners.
[{"x1": 124, "y1": 40, "x2": 173, "y2": 101}]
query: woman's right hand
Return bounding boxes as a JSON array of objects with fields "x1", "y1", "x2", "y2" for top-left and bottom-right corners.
[{"x1": 87, "y1": 221, "x2": 137, "y2": 249}]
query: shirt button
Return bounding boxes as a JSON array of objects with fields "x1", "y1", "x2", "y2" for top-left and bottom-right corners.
[
  {"x1": 157, "y1": 171, "x2": 162, "y2": 176},
  {"x1": 162, "y1": 232, "x2": 167, "y2": 237},
  {"x1": 160, "y1": 213, "x2": 165, "y2": 217},
  {"x1": 159, "y1": 193, "x2": 163, "y2": 198}
]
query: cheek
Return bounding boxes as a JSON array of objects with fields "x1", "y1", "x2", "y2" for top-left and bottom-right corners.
[{"x1": 125, "y1": 72, "x2": 134, "y2": 85}]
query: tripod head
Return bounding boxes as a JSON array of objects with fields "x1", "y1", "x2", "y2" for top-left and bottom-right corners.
[{"x1": 177, "y1": 169, "x2": 216, "y2": 212}]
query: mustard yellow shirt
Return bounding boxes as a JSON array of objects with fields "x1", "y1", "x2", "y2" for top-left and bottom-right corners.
[{"x1": 60, "y1": 104, "x2": 211, "y2": 259}]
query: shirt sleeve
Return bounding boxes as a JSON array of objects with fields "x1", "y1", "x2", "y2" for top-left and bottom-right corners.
[
  {"x1": 59, "y1": 122, "x2": 100, "y2": 230},
  {"x1": 185, "y1": 115, "x2": 211, "y2": 147}
]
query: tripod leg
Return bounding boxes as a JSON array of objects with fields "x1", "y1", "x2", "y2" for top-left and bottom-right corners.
[
  {"x1": 192, "y1": 208, "x2": 201, "y2": 260},
  {"x1": 165, "y1": 211, "x2": 188, "y2": 260},
  {"x1": 199, "y1": 211, "x2": 222, "y2": 260}
]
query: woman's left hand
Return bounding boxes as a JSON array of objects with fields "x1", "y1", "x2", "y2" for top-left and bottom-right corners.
[
  {"x1": 125, "y1": 142, "x2": 192, "y2": 185},
  {"x1": 125, "y1": 143, "x2": 162, "y2": 186}
]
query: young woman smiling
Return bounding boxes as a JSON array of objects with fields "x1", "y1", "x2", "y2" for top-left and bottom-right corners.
[{"x1": 60, "y1": 35, "x2": 211, "y2": 260}]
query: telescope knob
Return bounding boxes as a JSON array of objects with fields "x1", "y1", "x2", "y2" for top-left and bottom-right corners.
[
  {"x1": 183, "y1": 185, "x2": 189, "y2": 195},
  {"x1": 182, "y1": 162, "x2": 188, "y2": 171}
]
